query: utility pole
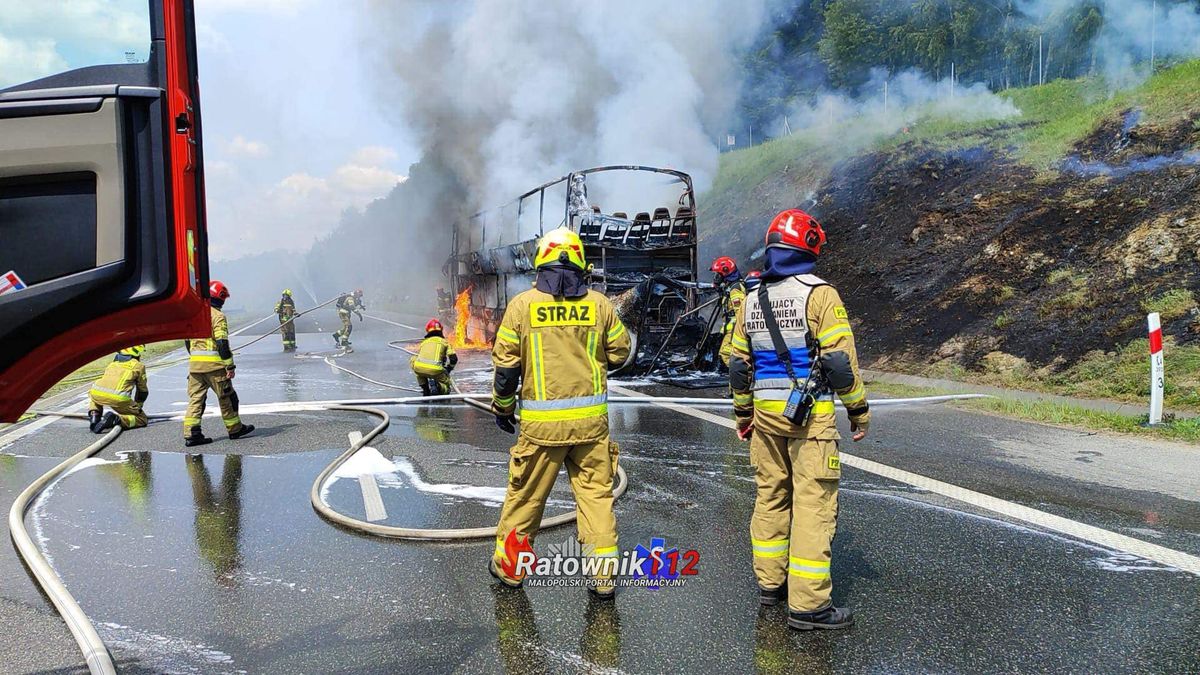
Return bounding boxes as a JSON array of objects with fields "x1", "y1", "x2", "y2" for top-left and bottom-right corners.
[
  {"x1": 883, "y1": 79, "x2": 889, "y2": 115},
  {"x1": 1039, "y1": 34, "x2": 1044, "y2": 85},
  {"x1": 1150, "y1": 0, "x2": 1158, "y2": 71},
  {"x1": 951, "y1": 62, "x2": 956, "y2": 99}
]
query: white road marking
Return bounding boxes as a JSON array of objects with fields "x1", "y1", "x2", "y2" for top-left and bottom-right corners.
[
  {"x1": 348, "y1": 431, "x2": 388, "y2": 522},
  {"x1": 609, "y1": 384, "x2": 1200, "y2": 576}
]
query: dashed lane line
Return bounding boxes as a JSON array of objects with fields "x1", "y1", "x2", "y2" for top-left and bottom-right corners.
[
  {"x1": 347, "y1": 431, "x2": 389, "y2": 522},
  {"x1": 609, "y1": 384, "x2": 1200, "y2": 576}
]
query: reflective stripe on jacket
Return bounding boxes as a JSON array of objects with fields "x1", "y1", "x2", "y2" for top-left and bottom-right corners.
[
  {"x1": 189, "y1": 306, "x2": 234, "y2": 373},
  {"x1": 491, "y1": 288, "x2": 631, "y2": 446},
  {"x1": 411, "y1": 336, "x2": 455, "y2": 376},
  {"x1": 90, "y1": 356, "x2": 148, "y2": 402},
  {"x1": 730, "y1": 274, "x2": 867, "y2": 439}
]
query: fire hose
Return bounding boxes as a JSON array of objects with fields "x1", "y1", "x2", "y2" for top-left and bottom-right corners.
[{"x1": 9, "y1": 427, "x2": 122, "y2": 675}]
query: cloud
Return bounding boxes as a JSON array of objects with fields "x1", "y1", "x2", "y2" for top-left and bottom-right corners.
[
  {"x1": 196, "y1": 0, "x2": 311, "y2": 15},
  {"x1": 349, "y1": 145, "x2": 398, "y2": 166},
  {"x1": 0, "y1": 33, "x2": 68, "y2": 88},
  {"x1": 224, "y1": 135, "x2": 270, "y2": 158},
  {"x1": 0, "y1": 2, "x2": 149, "y2": 87},
  {"x1": 204, "y1": 145, "x2": 405, "y2": 260}
]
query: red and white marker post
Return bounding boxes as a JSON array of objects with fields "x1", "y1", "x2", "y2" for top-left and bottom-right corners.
[{"x1": 1147, "y1": 313, "x2": 1164, "y2": 425}]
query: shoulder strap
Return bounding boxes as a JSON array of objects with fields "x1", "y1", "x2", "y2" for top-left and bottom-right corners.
[{"x1": 757, "y1": 284, "x2": 800, "y2": 387}]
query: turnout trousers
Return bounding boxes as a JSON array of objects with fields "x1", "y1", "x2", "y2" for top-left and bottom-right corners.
[
  {"x1": 335, "y1": 309, "x2": 353, "y2": 345},
  {"x1": 749, "y1": 431, "x2": 841, "y2": 612},
  {"x1": 183, "y1": 370, "x2": 246, "y2": 438},
  {"x1": 416, "y1": 372, "x2": 452, "y2": 395},
  {"x1": 87, "y1": 392, "x2": 148, "y2": 429},
  {"x1": 279, "y1": 315, "x2": 296, "y2": 349},
  {"x1": 492, "y1": 437, "x2": 619, "y2": 585}
]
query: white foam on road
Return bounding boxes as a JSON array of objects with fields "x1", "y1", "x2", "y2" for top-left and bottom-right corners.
[
  {"x1": 610, "y1": 384, "x2": 1200, "y2": 577},
  {"x1": 384, "y1": 456, "x2": 508, "y2": 506}
]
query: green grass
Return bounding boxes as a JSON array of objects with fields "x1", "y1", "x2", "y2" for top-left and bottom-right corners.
[
  {"x1": 1141, "y1": 289, "x2": 1197, "y2": 321},
  {"x1": 866, "y1": 378, "x2": 1199, "y2": 444},
  {"x1": 962, "y1": 397, "x2": 1200, "y2": 444}
]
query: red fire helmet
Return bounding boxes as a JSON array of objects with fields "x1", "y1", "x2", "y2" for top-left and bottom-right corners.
[
  {"x1": 425, "y1": 319, "x2": 444, "y2": 333},
  {"x1": 710, "y1": 256, "x2": 738, "y2": 279},
  {"x1": 765, "y1": 209, "x2": 825, "y2": 256},
  {"x1": 209, "y1": 280, "x2": 230, "y2": 300}
]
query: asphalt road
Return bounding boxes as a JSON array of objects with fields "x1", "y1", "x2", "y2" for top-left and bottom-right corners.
[{"x1": 1, "y1": 318, "x2": 1197, "y2": 674}]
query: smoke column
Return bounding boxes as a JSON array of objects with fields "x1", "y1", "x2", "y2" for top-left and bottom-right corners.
[{"x1": 362, "y1": 0, "x2": 775, "y2": 229}]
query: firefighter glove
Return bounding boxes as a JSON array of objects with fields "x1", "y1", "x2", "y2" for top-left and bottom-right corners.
[{"x1": 495, "y1": 413, "x2": 517, "y2": 434}]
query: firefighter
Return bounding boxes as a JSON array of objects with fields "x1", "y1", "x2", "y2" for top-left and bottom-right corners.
[
  {"x1": 711, "y1": 256, "x2": 746, "y2": 367},
  {"x1": 87, "y1": 345, "x2": 150, "y2": 433},
  {"x1": 332, "y1": 289, "x2": 364, "y2": 350},
  {"x1": 489, "y1": 227, "x2": 631, "y2": 597},
  {"x1": 183, "y1": 281, "x2": 255, "y2": 447},
  {"x1": 274, "y1": 289, "x2": 297, "y2": 351},
  {"x1": 410, "y1": 318, "x2": 458, "y2": 396},
  {"x1": 729, "y1": 209, "x2": 870, "y2": 631}
]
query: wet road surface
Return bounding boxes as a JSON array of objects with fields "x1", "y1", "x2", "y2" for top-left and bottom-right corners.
[{"x1": 2, "y1": 318, "x2": 1197, "y2": 673}]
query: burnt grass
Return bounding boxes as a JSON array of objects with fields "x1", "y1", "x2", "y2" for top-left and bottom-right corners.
[{"x1": 703, "y1": 115, "x2": 1200, "y2": 374}]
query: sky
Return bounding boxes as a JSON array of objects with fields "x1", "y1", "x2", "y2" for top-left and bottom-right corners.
[{"x1": 0, "y1": 0, "x2": 415, "y2": 261}]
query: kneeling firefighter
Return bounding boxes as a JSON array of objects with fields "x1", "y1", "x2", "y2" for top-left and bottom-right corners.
[
  {"x1": 333, "y1": 289, "x2": 364, "y2": 349},
  {"x1": 729, "y1": 209, "x2": 870, "y2": 631},
  {"x1": 489, "y1": 227, "x2": 632, "y2": 597},
  {"x1": 711, "y1": 256, "x2": 746, "y2": 367},
  {"x1": 87, "y1": 345, "x2": 150, "y2": 433},
  {"x1": 275, "y1": 289, "x2": 297, "y2": 351},
  {"x1": 183, "y1": 281, "x2": 255, "y2": 447},
  {"x1": 411, "y1": 319, "x2": 458, "y2": 396}
]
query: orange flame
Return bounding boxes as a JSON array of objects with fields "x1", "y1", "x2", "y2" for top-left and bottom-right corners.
[
  {"x1": 452, "y1": 285, "x2": 491, "y2": 349},
  {"x1": 500, "y1": 529, "x2": 535, "y2": 580}
]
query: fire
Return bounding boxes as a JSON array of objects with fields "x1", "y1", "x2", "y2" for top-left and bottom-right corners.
[
  {"x1": 452, "y1": 285, "x2": 491, "y2": 349},
  {"x1": 500, "y1": 528, "x2": 535, "y2": 580}
]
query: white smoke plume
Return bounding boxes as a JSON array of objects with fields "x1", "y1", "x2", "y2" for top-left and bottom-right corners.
[
  {"x1": 362, "y1": 0, "x2": 776, "y2": 221},
  {"x1": 769, "y1": 68, "x2": 1022, "y2": 152},
  {"x1": 1020, "y1": 0, "x2": 1200, "y2": 87}
]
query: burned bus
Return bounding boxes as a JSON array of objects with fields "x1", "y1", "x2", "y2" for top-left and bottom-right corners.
[{"x1": 441, "y1": 165, "x2": 711, "y2": 371}]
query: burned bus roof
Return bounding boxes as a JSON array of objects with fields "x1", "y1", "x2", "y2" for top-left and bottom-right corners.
[{"x1": 465, "y1": 165, "x2": 693, "y2": 221}]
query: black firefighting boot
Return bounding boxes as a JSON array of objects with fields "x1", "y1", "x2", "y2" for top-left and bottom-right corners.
[
  {"x1": 420, "y1": 381, "x2": 432, "y2": 397},
  {"x1": 88, "y1": 410, "x2": 104, "y2": 433},
  {"x1": 97, "y1": 412, "x2": 119, "y2": 433},
  {"x1": 759, "y1": 584, "x2": 786, "y2": 607},
  {"x1": 787, "y1": 604, "x2": 854, "y2": 631},
  {"x1": 332, "y1": 332, "x2": 341, "y2": 346},
  {"x1": 184, "y1": 427, "x2": 213, "y2": 447},
  {"x1": 228, "y1": 424, "x2": 256, "y2": 440},
  {"x1": 489, "y1": 558, "x2": 523, "y2": 589}
]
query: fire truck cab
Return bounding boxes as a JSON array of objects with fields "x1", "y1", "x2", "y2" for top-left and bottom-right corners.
[{"x1": 0, "y1": 0, "x2": 210, "y2": 421}]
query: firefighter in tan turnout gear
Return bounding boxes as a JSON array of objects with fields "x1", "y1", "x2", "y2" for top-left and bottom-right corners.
[
  {"x1": 87, "y1": 345, "x2": 150, "y2": 433},
  {"x1": 488, "y1": 227, "x2": 631, "y2": 598},
  {"x1": 183, "y1": 281, "x2": 255, "y2": 447},
  {"x1": 333, "y1": 289, "x2": 364, "y2": 350},
  {"x1": 729, "y1": 209, "x2": 870, "y2": 631},
  {"x1": 275, "y1": 288, "x2": 297, "y2": 351},
  {"x1": 410, "y1": 318, "x2": 458, "y2": 396}
]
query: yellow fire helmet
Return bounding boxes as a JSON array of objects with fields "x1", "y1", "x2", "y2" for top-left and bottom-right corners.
[
  {"x1": 282, "y1": 288, "x2": 292, "y2": 296},
  {"x1": 119, "y1": 345, "x2": 146, "y2": 358},
  {"x1": 534, "y1": 227, "x2": 587, "y2": 271}
]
